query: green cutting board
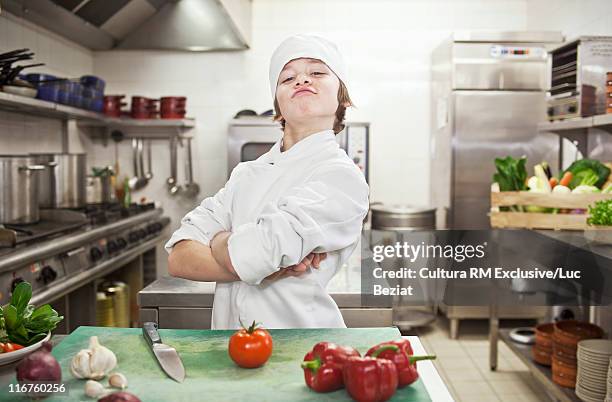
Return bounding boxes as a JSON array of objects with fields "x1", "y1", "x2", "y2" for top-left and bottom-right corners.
[{"x1": 1, "y1": 326, "x2": 432, "y2": 402}]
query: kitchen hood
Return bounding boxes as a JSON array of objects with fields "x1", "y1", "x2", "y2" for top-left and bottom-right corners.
[{"x1": 1, "y1": 0, "x2": 251, "y2": 51}]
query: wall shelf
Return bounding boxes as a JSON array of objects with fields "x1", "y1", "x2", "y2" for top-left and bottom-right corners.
[
  {"x1": 0, "y1": 91, "x2": 195, "y2": 130},
  {"x1": 537, "y1": 114, "x2": 612, "y2": 158},
  {"x1": 538, "y1": 114, "x2": 612, "y2": 135}
]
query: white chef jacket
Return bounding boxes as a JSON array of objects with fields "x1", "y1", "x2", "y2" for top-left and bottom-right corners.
[{"x1": 164, "y1": 129, "x2": 369, "y2": 329}]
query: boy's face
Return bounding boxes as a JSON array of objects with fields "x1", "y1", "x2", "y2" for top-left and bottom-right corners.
[{"x1": 275, "y1": 58, "x2": 340, "y2": 127}]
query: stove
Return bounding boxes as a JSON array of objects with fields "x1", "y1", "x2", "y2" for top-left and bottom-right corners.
[
  {"x1": 0, "y1": 203, "x2": 169, "y2": 306},
  {"x1": 0, "y1": 203, "x2": 156, "y2": 249}
]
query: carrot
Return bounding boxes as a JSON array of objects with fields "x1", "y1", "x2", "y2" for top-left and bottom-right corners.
[
  {"x1": 560, "y1": 171, "x2": 573, "y2": 187},
  {"x1": 549, "y1": 177, "x2": 558, "y2": 188}
]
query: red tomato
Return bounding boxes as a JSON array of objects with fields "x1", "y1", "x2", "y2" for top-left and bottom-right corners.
[
  {"x1": 1, "y1": 342, "x2": 24, "y2": 352},
  {"x1": 228, "y1": 320, "x2": 273, "y2": 368}
]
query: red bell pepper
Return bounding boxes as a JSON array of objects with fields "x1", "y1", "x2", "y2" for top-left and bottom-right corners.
[
  {"x1": 366, "y1": 341, "x2": 436, "y2": 388},
  {"x1": 301, "y1": 342, "x2": 360, "y2": 393},
  {"x1": 343, "y1": 356, "x2": 398, "y2": 402}
]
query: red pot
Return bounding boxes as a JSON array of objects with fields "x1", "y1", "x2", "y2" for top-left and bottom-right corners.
[{"x1": 160, "y1": 111, "x2": 186, "y2": 119}]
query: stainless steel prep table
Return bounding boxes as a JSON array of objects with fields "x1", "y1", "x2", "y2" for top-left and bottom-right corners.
[{"x1": 138, "y1": 262, "x2": 393, "y2": 329}]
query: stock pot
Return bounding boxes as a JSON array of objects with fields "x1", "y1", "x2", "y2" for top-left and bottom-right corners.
[{"x1": 0, "y1": 155, "x2": 46, "y2": 224}]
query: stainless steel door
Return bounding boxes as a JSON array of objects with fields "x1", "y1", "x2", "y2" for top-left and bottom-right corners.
[{"x1": 451, "y1": 91, "x2": 558, "y2": 229}]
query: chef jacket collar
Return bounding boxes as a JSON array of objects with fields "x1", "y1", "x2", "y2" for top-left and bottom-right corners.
[{"x1": 264, "y1": 129, "x2": 336, "y2": 165}]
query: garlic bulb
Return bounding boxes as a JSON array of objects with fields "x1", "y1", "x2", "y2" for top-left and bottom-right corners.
[
  {"x1": 108, "y1": 372, "x2": 128, "y2": 389},
  {"x1": 84, "y1": 380, "x2": 106, "y2": 398},
  {"x1": 71, "y1": 336, "x2": 117, "y2": 380}
]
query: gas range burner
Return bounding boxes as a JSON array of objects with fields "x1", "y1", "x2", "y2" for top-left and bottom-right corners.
[
  {"x1": 78, "y1": 202, "x2": 156, "y2": 226},
  {"x1": 0, "y1": 209, "x2": 87, "y2": 248},
  {"x1": 0, "y1": 203, "x2": 156, "y2": 249}
]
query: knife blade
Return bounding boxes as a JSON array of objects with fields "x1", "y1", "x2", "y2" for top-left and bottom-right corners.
[{"x1": 142, "y1": 322, "x2": 185, "y2": 383}]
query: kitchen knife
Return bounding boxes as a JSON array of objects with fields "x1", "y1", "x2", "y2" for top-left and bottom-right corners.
[{"x1": 142, "y1": 322, "x2": 185, "y2": 383}]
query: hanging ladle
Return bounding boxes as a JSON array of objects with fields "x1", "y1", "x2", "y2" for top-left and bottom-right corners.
[
  {"x1": 183, "y1": 137, "x2": 200, "y2": 198},
  {"x1": 167, "y1": 136, "x2": 181, "y2": 196}
]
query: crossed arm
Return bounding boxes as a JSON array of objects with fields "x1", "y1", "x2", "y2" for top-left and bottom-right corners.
[{"x1": 167, "y1": 232, "x2": 326, "y2": 283}]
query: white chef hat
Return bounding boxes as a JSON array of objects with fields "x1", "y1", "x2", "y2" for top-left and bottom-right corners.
[{"x1": 269, "y1": 34, "x2": 348, "y2": 100}]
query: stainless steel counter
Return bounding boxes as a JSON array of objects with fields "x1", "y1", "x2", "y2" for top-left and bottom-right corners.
[{"x1": 138, "y1": 254, "x2": 392, "y2": 329}]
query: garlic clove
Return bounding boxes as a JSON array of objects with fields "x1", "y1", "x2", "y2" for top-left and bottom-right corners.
[
  {"x1": 108, "y1": 372, "x2": 128, "y2": 390},
  {"x1": 71, "y1": 350, "x2": 91, "y2": 379},
  {"x1": 84, "y1": 380, "x2": 106, "y2": 398}
]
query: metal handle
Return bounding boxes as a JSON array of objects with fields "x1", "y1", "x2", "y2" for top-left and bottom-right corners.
[
  {"x1": 65, "y1": 247, "x2": 85, "y2": 257},
  {"x1": 19, "y1": 165, "x2": 46, "y2": 171},
  {"x1": 132, "y1": 138, "x2": 139, "y2": 176},
  {"x1": 138, "y1": 139, "x2": 145, "y2": 179},
  {"x1": 185, "y1": 137, "x2": 193, "y2": 183},
  {"x1": 47, "y1": 161, "x2": 58, "y2": 168},
  {"x1": 143, "y1": 321, "x2": 162, "y2": 347},
  {"x1": 170, "y1": 136, "x2": 178, "y2": 180},
  {"x1": 147, "y1": 139, "x2": 152, "y2": 174}
]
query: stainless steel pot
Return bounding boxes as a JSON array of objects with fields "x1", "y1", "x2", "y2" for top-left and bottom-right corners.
[
  {"x1": 86, "y1": 172, "x2": 115, "y2": 204},
  {"x1": 370, "y1": 204, "x2": 436, "y2": 231},
  {"x1": 32, "y1": 153, "x2": 86, "y2": 209},
  {"x1": 0, "y1": 155, "x2": 46, "y2": 224}
]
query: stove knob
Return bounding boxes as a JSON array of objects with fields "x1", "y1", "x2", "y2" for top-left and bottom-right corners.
[
  {"x1": 11, "y1": 277, "x2": 24, "y2": 293},
  {"x1": 128, "y1": 232, "x2": 139, "y2": 244},
  {"x1": 116, "y1": 237, "x2": 127, "y2": 250},
  {"x1": 90, "y1": 246, "x2": 104, "y2": 262},
  {"x1": 39, "y1": 266, "x2": 58, "y2": 285},
  {"x1": 107, "y1": 240, "x2": 118, "y2": 254}
]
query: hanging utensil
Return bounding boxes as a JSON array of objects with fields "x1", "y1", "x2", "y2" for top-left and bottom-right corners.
[
  {"x1": 145, "y1": 139, "x2": 153, "y2": 180},
  {"x1": 128, "y1": 138, "x2": 141, "y2": 190},
  {"x1": 183, "y1": 137, "x2": 200, "y2": 198},
  {"x1": 137, "y1": 138, "x2": 148, "y2": 187},
  {"x1": 110, "y1": 130, "x2": 124, "y2": 185},
  {"x1": 167, "y1": 136, "x2": 181, "y2": 196}
]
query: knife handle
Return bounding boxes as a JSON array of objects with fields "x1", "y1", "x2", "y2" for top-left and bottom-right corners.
[{"x1": 143, "y1": 321, "x2": 162, "y2": 346}]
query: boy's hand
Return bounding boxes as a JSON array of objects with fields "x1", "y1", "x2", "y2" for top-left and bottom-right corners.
[{"x1": 265, "y1": 252, "x2": 328, "y2": 281}]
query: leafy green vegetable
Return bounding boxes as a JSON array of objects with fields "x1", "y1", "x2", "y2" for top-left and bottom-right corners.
[
  {"x1": 493, "y1": 156, "x2": 528, "y2": 191},
  {"x1": 564, "y1": 159, "x2": 611, "y2": 189},
  {"x1": 493, "y1": 156, "x2": 528, "y2": 212},
  {"x1": 587, "y1": 200, "x2": 612, "y2": 226},
  {"x1": 0, "y1": 282, "x2": 63, "y2": 346}
]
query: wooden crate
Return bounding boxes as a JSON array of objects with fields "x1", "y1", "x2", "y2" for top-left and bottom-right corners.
[{"x1": 490, "y1": 191, "x2": 612, "y2": 230}]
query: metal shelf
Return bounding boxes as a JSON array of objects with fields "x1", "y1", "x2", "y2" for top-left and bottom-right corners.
[
  {"x1": 86, "y1": 117, "x2": 195, "y2": 129},
  {"x1": 0, "y1": 91, "x2": 101, "y2": 121},
  {"x1": 538, "y1": 114, "x2": 612, "y2": 134},
  {"x1": 0, "y1": 91, "x2": 195, "y2": 130},
  {"x1": 498, "y1": 329, "x2": 580, "y2": 402}
]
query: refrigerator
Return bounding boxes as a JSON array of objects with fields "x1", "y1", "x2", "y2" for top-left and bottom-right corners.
[{"x1": 430, "y1": 31, "x2": 564, "y2": 229}]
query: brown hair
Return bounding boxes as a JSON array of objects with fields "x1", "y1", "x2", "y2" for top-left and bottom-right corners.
[{"x1": 273, "y1": 81, "x2": 353, "y2": 134}]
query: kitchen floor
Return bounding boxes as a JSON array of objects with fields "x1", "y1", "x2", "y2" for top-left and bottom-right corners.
[{"x1": 412, "y1": 318, "x2": 552, "y2": 402}]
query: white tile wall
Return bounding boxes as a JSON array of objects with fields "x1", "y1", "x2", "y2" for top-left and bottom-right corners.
[{"x1": 527, "y1": 0, "x2": 612, "y2": 38}]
